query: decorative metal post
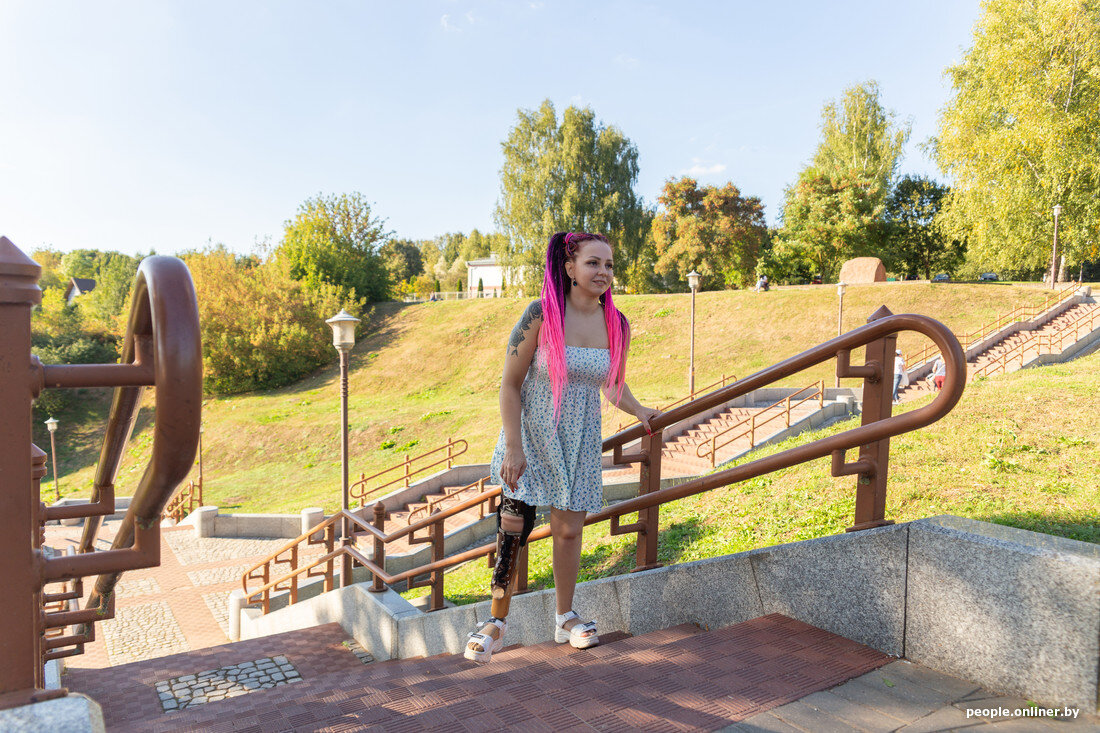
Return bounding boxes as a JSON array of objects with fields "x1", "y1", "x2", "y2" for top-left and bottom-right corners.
[
  {"x1": 687, "y1": 270, "x2": 700, "y2": 397},
  {"x1": 326, "y1": 310, "x2": 360, "y2": 587},
  {"x1": 1050, "y1": 204, "x2": 1062, "y2": 290},
  {"x1": 0, "y1": 236, "x2": 45, "y2": 705},
  {"x1": 45, "y1": 417, "x2": 59, "y2": 502},
  {"x1": 835, "y1": 282, "x2": 846, "y2": 389}
]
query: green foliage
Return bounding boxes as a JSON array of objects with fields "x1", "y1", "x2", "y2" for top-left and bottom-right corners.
[
  {"x1": 31, "y1": 288, "x2": 120, "y2": 417},
  {"x1": 652, "y1": 177, "x2": 768, "y2": 290},
  {"x1": 756, "y1": 236, "x2": 817, "y2": 285},
  {"x1": 781, "y1": 81, "x2": 909, "y2": 280},
  {"x1": 494, "y1": 100, "x2": 647, "y2": 293},
  {"x1": 884, "y1": 176, "x2": 963, "y2": 279},
  {"x1": 277, "y1": 192, "x2": 392, "y2": 302},
  {"x1": 379, "y1": 239, "x2": 423, "y2": 285},
  {"x1": 936, "y1": 0, "x2": 1100, "y2": 276},
  {"x1": 184, "y1": 246, "x2": 368, "y2": 395}
]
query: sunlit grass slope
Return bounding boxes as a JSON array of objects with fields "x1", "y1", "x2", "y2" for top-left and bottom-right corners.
[
  {"x1": 407, "y1": 349, "x2": 1100, "y2": 606},
  {"x1": 40, "y1": 283, "x2": 1063, "y2": 514}
]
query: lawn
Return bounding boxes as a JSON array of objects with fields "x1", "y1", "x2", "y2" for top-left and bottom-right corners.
[{"x1": 37, "y1": 282, "x2": 1067, "y2": 515}]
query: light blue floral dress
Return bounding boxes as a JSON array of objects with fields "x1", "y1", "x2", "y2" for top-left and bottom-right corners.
[{"x1": 490, "y1": 346, "x2": 608, "y2": 513}]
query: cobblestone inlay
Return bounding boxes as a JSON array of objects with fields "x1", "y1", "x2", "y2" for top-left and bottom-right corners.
[
  {"x1": 186, "y1": 564, "x2": 251, "y2": 587},
  {"x1": 341, "y1": 639, "x2": 375, "y2": 665},
  {"x1": 201, "y1": 591, "x2": 232, "y2": 639},
  {"x1": 103, "y1": 601, "x2": 189, "y2": 665},
  {"x1": 154, "y1": 655, "x2": 301, "y2": 711},
  {"x1": 164, "y1": 532, "x2": 290, "y2": 566},
  {"x1": 114, "y1": 576, "x2": 162, "y2": 599}
]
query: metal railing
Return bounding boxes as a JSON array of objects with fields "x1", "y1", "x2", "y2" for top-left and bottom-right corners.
[
  {"x1": 611, "y1": 373, "x2": 737, "y2": 434},
  {"x1": 972, "y1": 301, "x2": 1100, "y2": 379},
  {"x1": 696, "y1": 381, "x2": 826, "y2": 468},
  {"x1": 163, "y1": 478, "x2": 203, "y2": 523},
  {"x1": 908, "y1": 282, "x2": 1080, "y2": 369},
  {"x1": 1, "y1": 238, "x2": 201, "y2": 709},
  {"x1": 242, "y1": 305, "x2": 965, "y2": 616},
  {"x1": 406, "y1": 476, "x2": 494, "y2": 525},
  {"x1": 349, "y1": 438, "x2": 467, "y2": 507}
]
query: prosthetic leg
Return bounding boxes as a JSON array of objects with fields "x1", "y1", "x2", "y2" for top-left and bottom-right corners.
[{"x1": 465, "y1": 496, "x2": 535, "y2": 663}]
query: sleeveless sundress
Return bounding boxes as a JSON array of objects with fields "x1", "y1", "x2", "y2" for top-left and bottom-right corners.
[{"x1": 489, "y1": 346, "x2": 609, "y2": 513}]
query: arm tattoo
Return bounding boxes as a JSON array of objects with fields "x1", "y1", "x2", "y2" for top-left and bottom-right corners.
[{"x1": 508, "y1": 300, "x2": 543, "y2": 356}]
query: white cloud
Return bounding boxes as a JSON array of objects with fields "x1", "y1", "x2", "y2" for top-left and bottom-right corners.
[
  {"x1": 679, "y1": 161, "x2": 727, "y2": 176},
  {"x1": 465, "y1": 11, "x2": 475, "y2": 24},
  {"x1": 440, "y1": 14, "x2": 461, "y2": 32},
  {"x1": 613, "y1": 54, "x2": 640, "y2": 70},
  {"x1": 529, "y1": 2, "x2": 544, "y2": 8}
]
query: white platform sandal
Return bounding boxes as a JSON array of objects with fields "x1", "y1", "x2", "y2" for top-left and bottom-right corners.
[
  {"x1": 464, "y1": 617, "x2": 507, "y2": 664},
  {"x1": 555, "y1": 610, "x2": 599, "y2": 649}
]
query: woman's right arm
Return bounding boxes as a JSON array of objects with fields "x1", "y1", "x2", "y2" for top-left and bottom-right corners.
[{"x1": 499, "y1": 300, "x2": 543, "y2": 490}]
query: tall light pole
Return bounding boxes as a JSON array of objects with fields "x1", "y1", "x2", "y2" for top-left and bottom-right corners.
[
  {"x1": 44, "y1": 417, "x2": 59, "y2": 502},
  {"x1": 835, "y1": 282, "x2": 847, "y2": 389},
  {"x1": 326, "y1": 309, "x2": 360, "y2": 586},
  {"x1": 1050, "y1": 204, "x2": 1062, "y2": 290},
  {"x1": 687, "y1": 270, "x2": 701, "y2": 397}
]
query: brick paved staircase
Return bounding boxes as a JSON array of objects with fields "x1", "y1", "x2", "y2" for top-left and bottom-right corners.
[
  {"x1": 367, "y1": 481, "x2": 500, "y2": 556},
  {"x1": 65, "y1": 614, "x2": 891, "y2": 732},
  {"x1": 897, "y1": 301, "x2": 1100, "y2": 401}
]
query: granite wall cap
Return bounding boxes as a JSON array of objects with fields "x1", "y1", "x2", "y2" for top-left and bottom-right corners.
[{"x1": 915, "y1": 515, "x2": 1100, "y2": 564}]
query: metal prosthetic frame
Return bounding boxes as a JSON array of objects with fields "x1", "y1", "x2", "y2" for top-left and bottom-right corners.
[{"x1": 491, "y1": 496, "x2": 536, "y2": 600}]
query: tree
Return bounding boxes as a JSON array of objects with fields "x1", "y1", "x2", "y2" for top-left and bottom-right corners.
[
  {"x1": 781, "y1": 81, "x2": 910, "y2": 280},
  {"x1": 277, "y1": 192, "x2": 391, "y2": 302},
  {"x1": 494, "y1": 100, "x2": 647, "y2": 292},
  {"x1": 379, "y1": 239, "x2": 423, "y2": 285},
  {"x1": 651, "y1": 177, "x2": 768, "y2": 290},
  {"x1": 184, "y1": 246, "x2": 365, "y2": 394},
  {"x1": 781, "y1": 168, "x2": 887, "y2": 280},
  {"x1": 934, "y1": 0, "x2": 1100, "y2": 277},
  {"x1": 884, "y1": 176, "x2": 963, "y2": 279}
]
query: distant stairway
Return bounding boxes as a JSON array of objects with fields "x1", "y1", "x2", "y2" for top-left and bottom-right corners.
[
  {"x1": 65, "y1": 614, "x2": 891, "y2": 732},
  {"x1": 898, "y1": 300, "x2": 1100, "y2": 400}
]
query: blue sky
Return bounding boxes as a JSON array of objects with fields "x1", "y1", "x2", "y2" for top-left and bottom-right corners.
[{"x1": 0, "y1": 1, "x2": 982, "y2": 256}]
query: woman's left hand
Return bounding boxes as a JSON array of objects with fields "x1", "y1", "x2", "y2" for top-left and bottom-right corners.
[{"x1": 634, "y1": 406, "x2": 660, "y2": 435}]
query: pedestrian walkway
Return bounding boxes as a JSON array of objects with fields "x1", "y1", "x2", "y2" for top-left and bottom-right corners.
[
  {"x1": 45, "y1": 519, "x2": 330, "y2": 669},
  {"x1": 62, "y1": 613, "x2": 1100, "y2": 731}
]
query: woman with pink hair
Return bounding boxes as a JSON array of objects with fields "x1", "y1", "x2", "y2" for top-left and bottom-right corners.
[{"x1": 465, "y1": 231, "x2": 659, "y2": 664}]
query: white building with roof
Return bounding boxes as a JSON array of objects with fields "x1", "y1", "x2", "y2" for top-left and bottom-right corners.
[{"x1": 466, "y1": 254, "x2": 504, "y2": 297}]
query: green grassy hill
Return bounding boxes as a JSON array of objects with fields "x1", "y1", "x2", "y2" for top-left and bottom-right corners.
[
  {"x1": 38, "y1": 282, "x2": 1069, "y2": 514},
  {"x1": 410, "y1": 349, "x2": 1100, "y2": 606}
]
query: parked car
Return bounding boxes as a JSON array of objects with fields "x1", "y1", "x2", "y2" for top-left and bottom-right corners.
[
  {"x1": 810, "y1": 275, "x2": 823, "y2": 285},
  {"x1": 979, "y1": 272, "x2": 999, "y2": 281},
  {"x1": 932, "y1": 273, "x2": 951, "y2": 283}
]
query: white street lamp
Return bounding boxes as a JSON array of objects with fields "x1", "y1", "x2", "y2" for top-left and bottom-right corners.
[
  {"x1": 326, "y1": 309, "x2": 360, "y2": 587},
  {"x1": 1050, "y1": 204, "x2": 1063, "y2": 290},
  {"x1": 44, "y1": 417, "x2": 59, "y2": 501},
  {"x1": 687, "y1": 271, "x2": 701, "y2": 397}
]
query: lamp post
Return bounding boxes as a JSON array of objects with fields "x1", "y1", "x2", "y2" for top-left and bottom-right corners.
[
  {"x1": 835, "y1": 282, "x2": 847, "y2": 388},
  {"x1": 1050, "y1": 204, "x2": 1062, "y2": 290},
  {"x1": 326, "y1": 309, "x2": 360, "y2": 587},
  {"x1": 687, "y1": 270, "x2": 701, "y2": 397},
  {"x1": 44, "y1": 417, "x2": 59, "y2": 502},
  {"x1": 197, "y1": 423, "x2": 204, "y2": 494}
]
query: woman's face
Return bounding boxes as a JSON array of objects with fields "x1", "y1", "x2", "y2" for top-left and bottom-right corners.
[{"x1": 567, "y1": 239, "x2": 614, "y2": 296}]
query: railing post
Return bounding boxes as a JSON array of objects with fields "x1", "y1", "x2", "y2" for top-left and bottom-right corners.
[
  {"x1": 370, "y1": 502, "x2": 386, "y2": 593},
  {"x1": 633, "y1": 429, "x2": 663, "y2": 572},
  {"x1": 446, "y1": 437, "x2": 453, "y2": 469},
  {"x1": 847, "y1": 305, "x2": 897, "y2": 532},
  {"x1": 0, "y1": 237, "x2": 44, "y2": 706},
  {"x1": 429, "y1": 519, "x2": 445, "y2": 610},
  {"x1": 404, "y1": 454, "x2": 411, "y2": 488}
]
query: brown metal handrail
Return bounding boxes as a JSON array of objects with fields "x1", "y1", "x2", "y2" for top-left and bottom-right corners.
[
  {"x1": 973, "y1": 301, "x2": 1100, "y2": 378},
  {"x1": 349, "y1": 437, "x2": 468, "y2": 506},
  {"x1": 695, "y1": 380, "x2": 825, "y2": 468},
  {"x1": 1, "y1": 241, "x2": 201, "y2": 708},
  {"x1": 611, "y1": 373, "x2": 736, "y2": 434},
  {"x1": 241, "y1": 307, "x2": 965, "y2": 616}
]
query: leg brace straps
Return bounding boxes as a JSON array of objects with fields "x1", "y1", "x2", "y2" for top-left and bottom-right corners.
[{"x1": 491, "y1": 496, "x2": 536, "y2": 598}]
